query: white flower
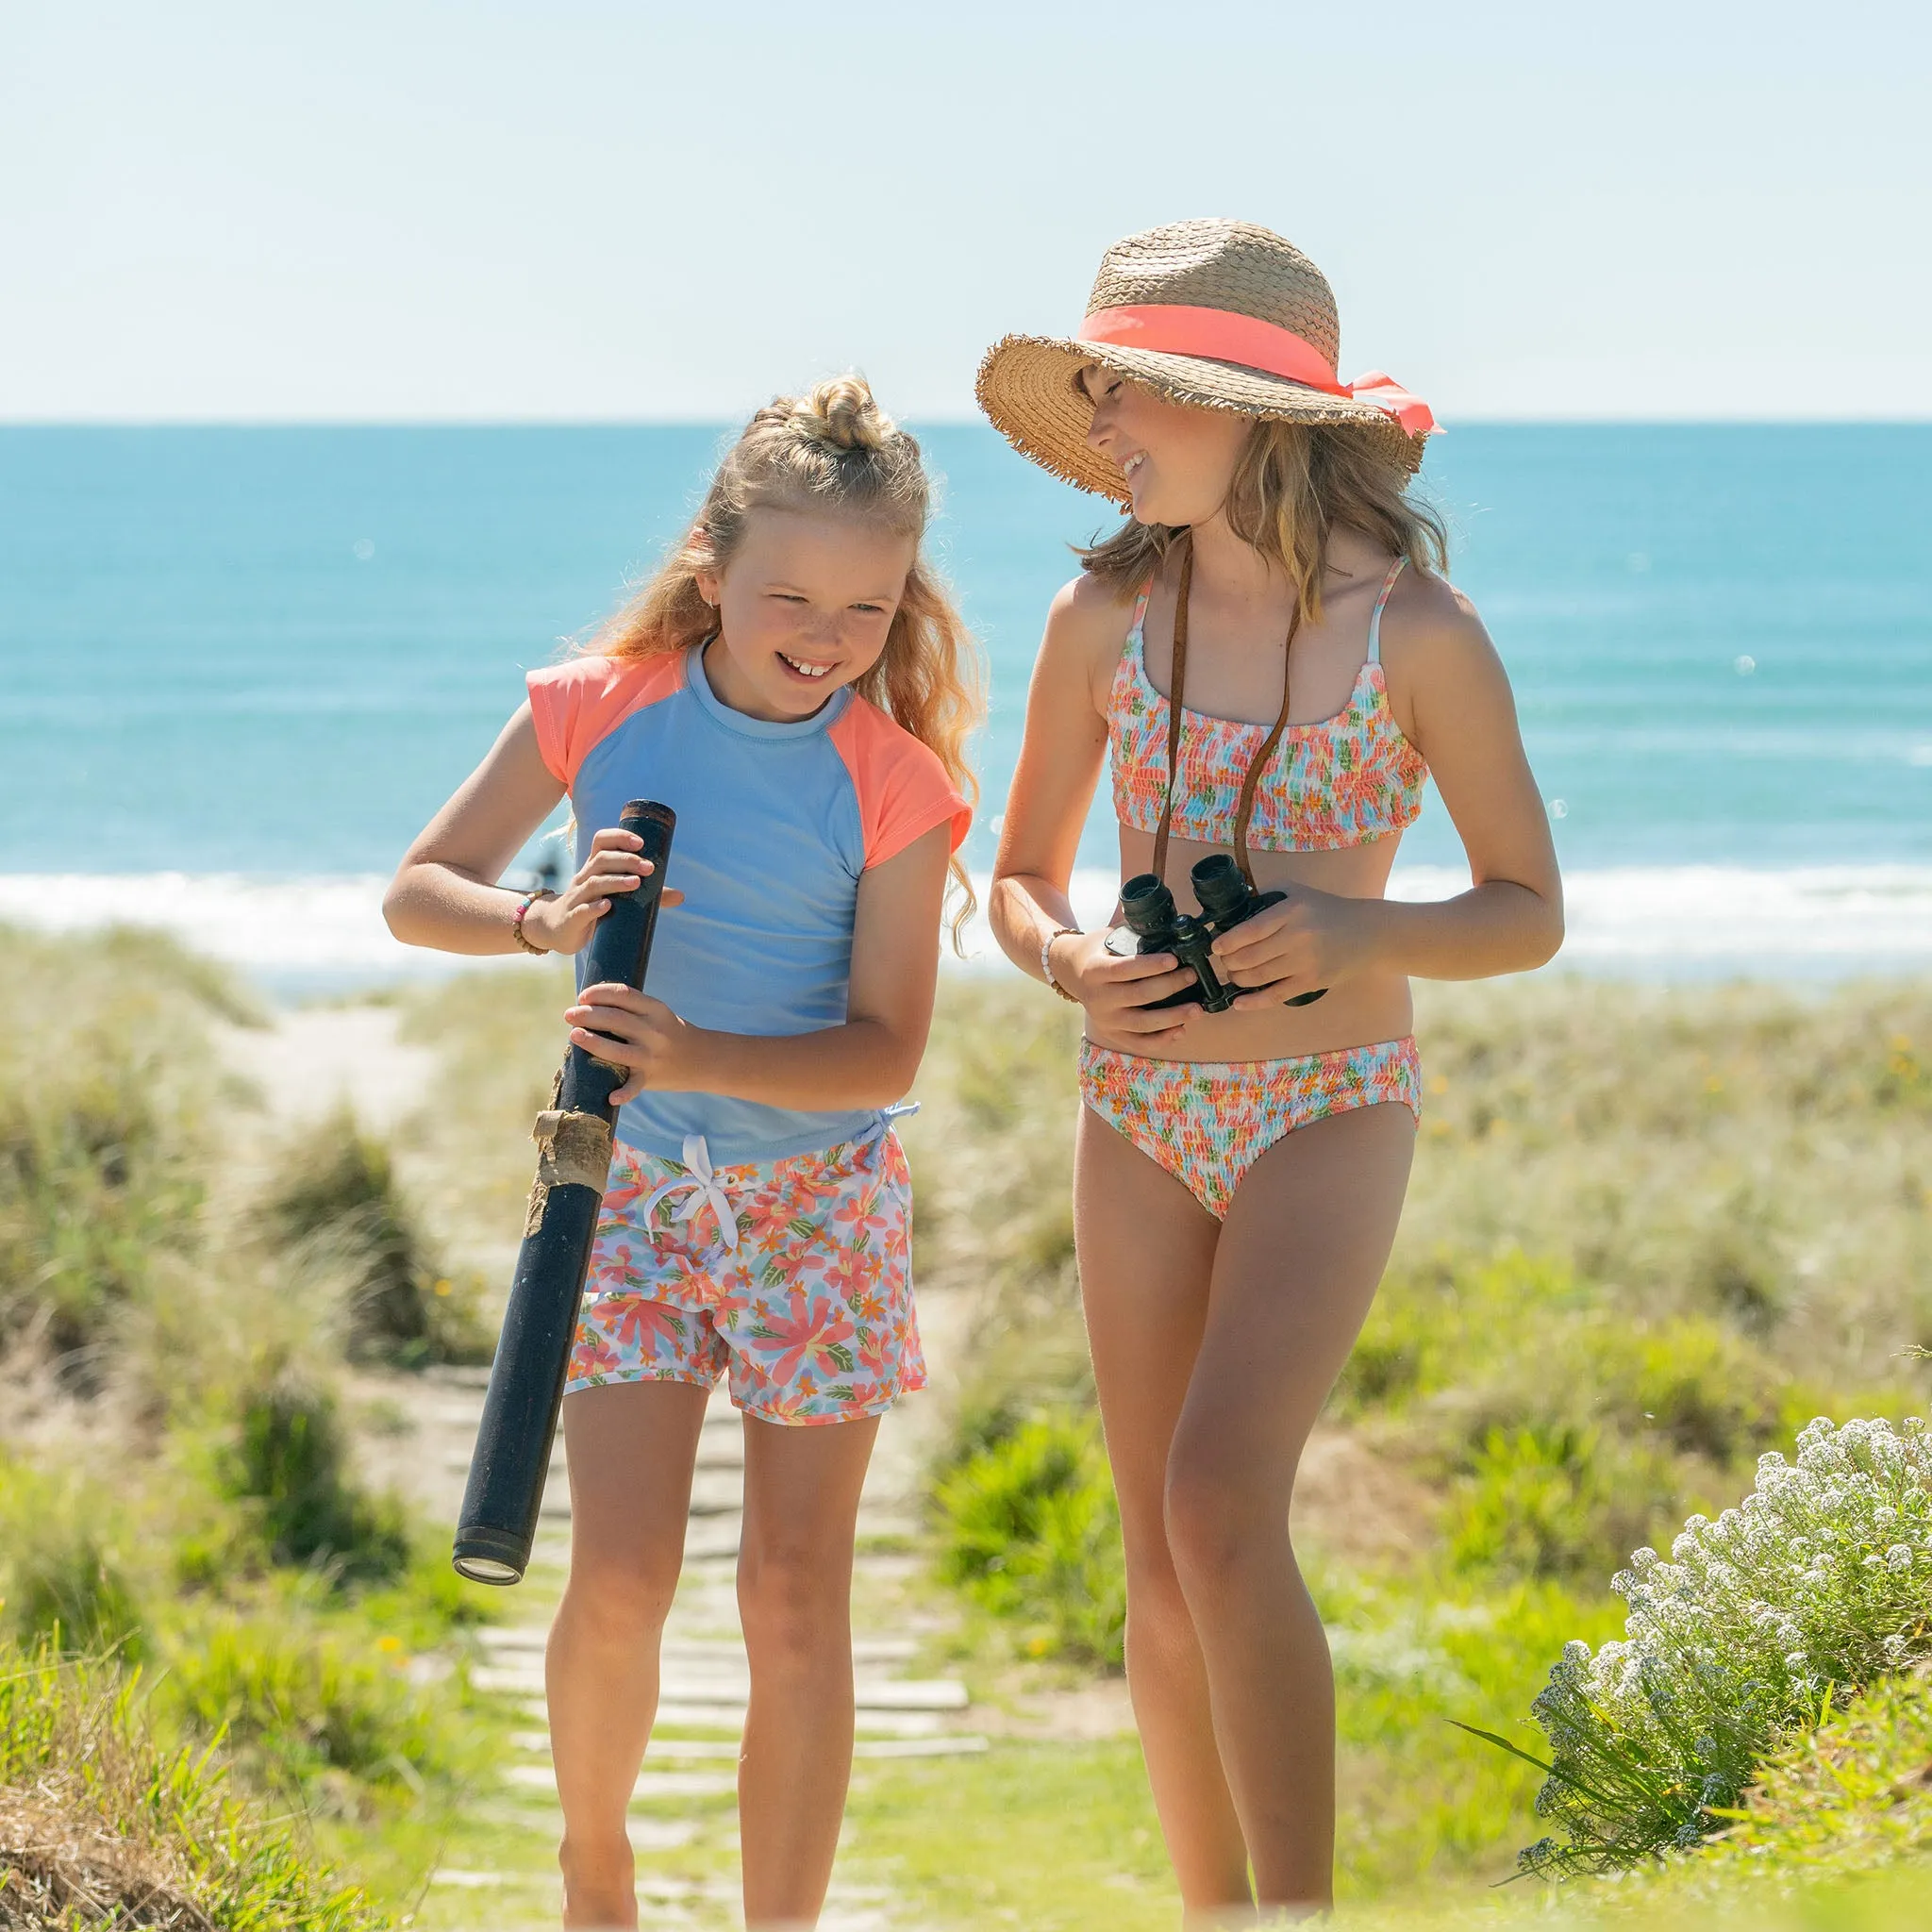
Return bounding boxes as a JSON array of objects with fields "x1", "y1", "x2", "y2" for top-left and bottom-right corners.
[{"x1": 1887, "y1": 1544, "x2": 1914, "y2": 1573}]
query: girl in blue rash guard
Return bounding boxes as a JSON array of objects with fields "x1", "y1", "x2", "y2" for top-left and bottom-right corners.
[{"x1": 385, "y1": 375, "x2": 978, "y2": 1931}]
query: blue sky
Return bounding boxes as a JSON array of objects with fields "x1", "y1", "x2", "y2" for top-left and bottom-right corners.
[{"x1": 3, "y1": 1, "x2": 1925, "y2": 422}]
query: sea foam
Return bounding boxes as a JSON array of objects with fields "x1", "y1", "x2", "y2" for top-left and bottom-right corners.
[{"x1": 6, "y1": 866, "x2": 1932, "y2": 995}]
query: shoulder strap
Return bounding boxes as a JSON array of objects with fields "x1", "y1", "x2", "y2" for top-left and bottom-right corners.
[
  {"x1": 1150, "y1": 542, "x2": 1192, "y2": 888},
  {"x1": 1126, "y1": 576, "x2": 1153, "y2": 643},
  {"x1": 1367, "y1": 557, "x2": 1407, "y2": 665}
]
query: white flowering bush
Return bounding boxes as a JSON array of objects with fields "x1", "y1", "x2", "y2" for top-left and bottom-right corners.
[{"x1": 1503, "y1": 1416, "x2": 1932, "y2": 1876}]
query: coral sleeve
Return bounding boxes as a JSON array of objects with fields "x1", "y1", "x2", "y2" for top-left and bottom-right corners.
[
  {"x1": 829, "y1": 700, "x2": 974, "y2": 869},
  {"x1": 525, "y1": 654, "x2": 684, "y2": 788}
]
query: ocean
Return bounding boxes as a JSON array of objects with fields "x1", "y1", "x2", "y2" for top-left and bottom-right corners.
[{"x1": 3, "y1": 424, "x2": 1929, "y2": 990}]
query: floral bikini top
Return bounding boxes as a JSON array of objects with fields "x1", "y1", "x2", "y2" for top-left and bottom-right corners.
[{"x1": 1108, "y1": 556, "x2": 1428, "y2": 854}]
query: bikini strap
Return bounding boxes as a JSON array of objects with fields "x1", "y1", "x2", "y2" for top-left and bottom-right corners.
[
  {"x1": 1149, "y1": 543, "x2": 1191, "y2": 889},
  {"x1": 1126, "y1": 576, "x2": 1153, "y2": 643},
  {"x1": 1367, "y1": 556, "x2": 1407, "y2": 666}
]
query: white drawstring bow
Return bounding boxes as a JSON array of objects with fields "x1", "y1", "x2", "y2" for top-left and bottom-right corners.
[
  {"x1": 638, "y1": 1134, "x2": 741, "y2": 1250},
  {"x1": 636, "y1": 1107, "x2": 919, "y2": 1253}
]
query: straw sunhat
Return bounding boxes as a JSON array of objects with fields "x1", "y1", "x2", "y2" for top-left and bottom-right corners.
[{"x1": 976, "y1": 218, "x2": 1435, "y2": 501}]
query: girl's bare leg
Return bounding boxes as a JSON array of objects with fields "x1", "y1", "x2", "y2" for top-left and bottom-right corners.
[
  {"x1": 548, "y1": 1379, "x2": 710, "y2": 1930},
  {"x1": 1074, "y1": 1107, "x2": 1253, "y2": 1918},
  {"x1": 1168, "y1": 1104, "x2": 1415, "y2": 1916},
  {"x1": 736, "y1": 1410, "x2": 881, "y2": 1931}
]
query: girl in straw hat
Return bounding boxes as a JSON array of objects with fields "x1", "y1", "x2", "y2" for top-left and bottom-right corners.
[{"x1": 979, "y1": 219, "x2": 1562, "y2": 1915}]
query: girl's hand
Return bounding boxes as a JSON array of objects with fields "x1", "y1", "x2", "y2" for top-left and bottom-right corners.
[
  {"x1": 1210, "y1": 886, "x2": 1381, "y2": 1009},
  {"x1": 524, "y1": 828, "x2": 682, "y2": 957},
  {"x1": 566, "y1": 984, "x2": 712, "y2": 1103},
  {"x1": 1051, "y1": 930, "x2": 1197, "y2": 1046}
]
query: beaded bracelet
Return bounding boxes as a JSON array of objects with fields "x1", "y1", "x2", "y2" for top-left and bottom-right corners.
[
  {"x1": 512, "y1": 888, "x2": 554, "y2": 956},
  {"x1": 1041, "y1": 926, "x2": 1082, "y2": 1003}
]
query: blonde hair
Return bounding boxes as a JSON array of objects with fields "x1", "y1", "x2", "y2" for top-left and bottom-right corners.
[
  {"x1": 1078, "y1": 417, "x2": 1449, "y2": 618},
  {"x1": 589, "y1": 375, "x2": 983, "y2": 942}
]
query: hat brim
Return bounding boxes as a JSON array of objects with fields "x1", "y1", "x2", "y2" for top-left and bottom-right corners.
[{"x1": 974, "y1": 333, "x2": 1427, "y2": 501}]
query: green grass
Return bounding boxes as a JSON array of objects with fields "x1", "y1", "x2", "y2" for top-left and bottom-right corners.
[
  {"x1": 934, "y1": 1412, "x2": 1126, "y2": 1667},
  {"x1": 10, "y1": 939, "x2": 1932, "y2": 1925},
  {"x1": 0, "y1": 1637, "x2": 392, "y2": 1931},
  {"x1": 0, "y1": 929, "x2": 506, "y2": 1915},
  {"x1": 842, "y1": 1738, "x2": 1177, "y2": 1930}
]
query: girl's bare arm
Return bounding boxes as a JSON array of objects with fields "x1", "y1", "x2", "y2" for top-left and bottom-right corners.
[
  {"x1": 382, "y1": 706, "x2": 669, "y2": 956},
  {"x1": 1364, "y1": 586, "x2": 1565, "y2": 978},
  {"x1": 1212, "y1": 582, "x2": 1564, "y2": 1001},
  {"x1": 989, "y1": 577, "x2": 1196, "y2": 1037}
]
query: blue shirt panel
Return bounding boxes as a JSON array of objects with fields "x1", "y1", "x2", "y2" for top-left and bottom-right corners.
[{"x1": 569, "y1": 648, "x2": 885, "y2": 1165}]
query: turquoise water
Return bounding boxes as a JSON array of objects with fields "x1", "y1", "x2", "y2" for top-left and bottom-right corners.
[{"x1": 3, "y1": 423, "x2": 1929, "y2": 886}]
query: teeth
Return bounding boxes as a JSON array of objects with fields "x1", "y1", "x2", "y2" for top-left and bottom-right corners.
[
  {"x1": 1123, "y1": 453, "x2": 1145, "y2": 479},
  {"x1": 780, "y1": 654, "x2": 832, "y2": 678}
]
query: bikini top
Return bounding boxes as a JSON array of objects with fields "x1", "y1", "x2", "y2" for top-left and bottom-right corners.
[{"x1": 1107, "y1": 553, "x2": 1428, "y2": 859}]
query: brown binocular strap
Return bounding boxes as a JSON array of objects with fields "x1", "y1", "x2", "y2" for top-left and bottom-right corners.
[{"x1": 1151, "y1": 533, "x2": 1303, "y2": 891}]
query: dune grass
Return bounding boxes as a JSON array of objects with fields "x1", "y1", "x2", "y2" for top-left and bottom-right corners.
[
  {"x1": 9, "y1": 935, "x2": 1932, "y2": 1924},
  {"x1": 0, "y1": 927, "x2": 501, "y2": 1922},
  {"x1": 0, "y1": 1638, "x2": 391, "y2": 1931}
]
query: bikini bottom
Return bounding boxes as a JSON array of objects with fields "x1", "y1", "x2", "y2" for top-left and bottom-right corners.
[{"x1": 1077, "y1": 1036, "x2": 1422, "y2": 1221}]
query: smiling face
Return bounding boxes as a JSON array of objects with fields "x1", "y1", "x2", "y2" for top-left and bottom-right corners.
[
  {"x1": 1080, "y1": 364, "x2": 1255, "y2": 528},
  {"x1": 695, "y1": 507, "x2": 918, "y2": 722}
]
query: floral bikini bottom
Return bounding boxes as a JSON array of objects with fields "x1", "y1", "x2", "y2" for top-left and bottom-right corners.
[{"x1": 1078, "y1": 1036, "x2": 1422, "y2": 1221}]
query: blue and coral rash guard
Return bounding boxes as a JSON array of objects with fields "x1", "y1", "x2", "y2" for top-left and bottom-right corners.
[{"x1": 526, "y1": 643, "x2": 971, "y2": 1167}]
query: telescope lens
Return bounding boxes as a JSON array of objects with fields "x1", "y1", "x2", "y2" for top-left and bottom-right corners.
[
  {"x1": 1120, "y1": 873, "x2": 1177, "y2": 938},
  {"x1": 452, "y1": 1553, "x2": 523, "y2": 1586},
  {"x1": 1191, "y1": 854, "x2": 1249, "y2": 920}
]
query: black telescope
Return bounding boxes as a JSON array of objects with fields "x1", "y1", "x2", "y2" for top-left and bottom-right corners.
[{"x1": 452, "y1": 799, "x2": 675, "y2": 1585}]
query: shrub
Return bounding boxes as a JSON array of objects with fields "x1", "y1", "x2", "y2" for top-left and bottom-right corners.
[
  {"x1": 1447, "y1": 1424, "x2": 1682, "y2": 1585},
  {"x1": 0, "y1": 1457, "x2": 149, "y2": 1662},
  {"x1": 0, "y1": 1636, "x2": 390, "y2": 1931},
  {"x1": 156, "y1": 1615, "x2": 460, "y2": 1809},
  {"x1": 1491, "y1": 1415, "x2": 1932, "y2": 1878},
  {"x1": 935, "y1": 1413, "x2": 1125, "y2": 1667},
  {"x1": 0, "y1": 1027, "x2": 209, "y2": 1369},
  {"x1": 255, "y1": 1108, "x2": 489, "y2": 1367},
  {"x1": 224, "y1": 1374, "x2": 410, "y2": 1586}
]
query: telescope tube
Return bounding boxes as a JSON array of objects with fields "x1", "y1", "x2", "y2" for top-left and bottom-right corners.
[{"x1": 452, "y1": 799, "x2": 675, "y2": 1585}]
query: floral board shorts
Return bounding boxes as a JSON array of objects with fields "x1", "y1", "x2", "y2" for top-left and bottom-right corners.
[
  {"x1": 565, "y1": 1125, "x2": 923, "y2": 1426},
  {"x1": 1079, "y1": 1036, "x2": 1422, "y2": 1222}
]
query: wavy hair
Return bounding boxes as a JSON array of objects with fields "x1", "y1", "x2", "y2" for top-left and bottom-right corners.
[
  {"x1": 587, "y1": 375, "x2": 984, "y2": 943},
  {"x1": 1078, "y1": 417, "x2": 1449, "y2": 618}
]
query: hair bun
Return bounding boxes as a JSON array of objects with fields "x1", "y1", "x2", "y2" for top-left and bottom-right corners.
[{"x1": 801, "y1": 375, "x2": 891, "y2": 453}]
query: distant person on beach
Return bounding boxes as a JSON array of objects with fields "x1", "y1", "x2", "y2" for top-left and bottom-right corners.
[
  {"x1": 384, "y1": 377, "x2": 977, "y2": 1931},
  {"x1": 980, "y1": 220, "x2": 1563, "y2": 1918}
]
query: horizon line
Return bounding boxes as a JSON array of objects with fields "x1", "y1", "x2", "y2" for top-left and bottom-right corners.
[{"x1": 4, "y1": 415, "x2": 1931, "y2": 432}]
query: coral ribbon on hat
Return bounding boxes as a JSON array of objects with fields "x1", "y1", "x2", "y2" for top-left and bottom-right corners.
[{"x1": 1076, "y1": 304, "x2": 1435, "y2": 436}]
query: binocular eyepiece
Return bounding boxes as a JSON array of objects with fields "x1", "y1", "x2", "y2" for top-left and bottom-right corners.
[
  {"x1": 1118, "y1": 855, "x2": 1325, "y2": 1014},
  {"x1": 1121, "y1": 854, "x2": 1253, "y2": 941}
]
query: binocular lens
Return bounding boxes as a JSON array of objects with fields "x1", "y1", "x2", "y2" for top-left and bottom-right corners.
[
  {"x1": 1120, "y1": 873, "x2": 1177, "y2": 937},
  {"x1": 1191, "y1": 854, "x2": 1249, "y2": 921}
]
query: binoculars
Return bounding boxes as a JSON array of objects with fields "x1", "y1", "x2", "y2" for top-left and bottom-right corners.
[{"x1": 1114, "y1": 854, "x2": 1326, "y2": 1014}]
